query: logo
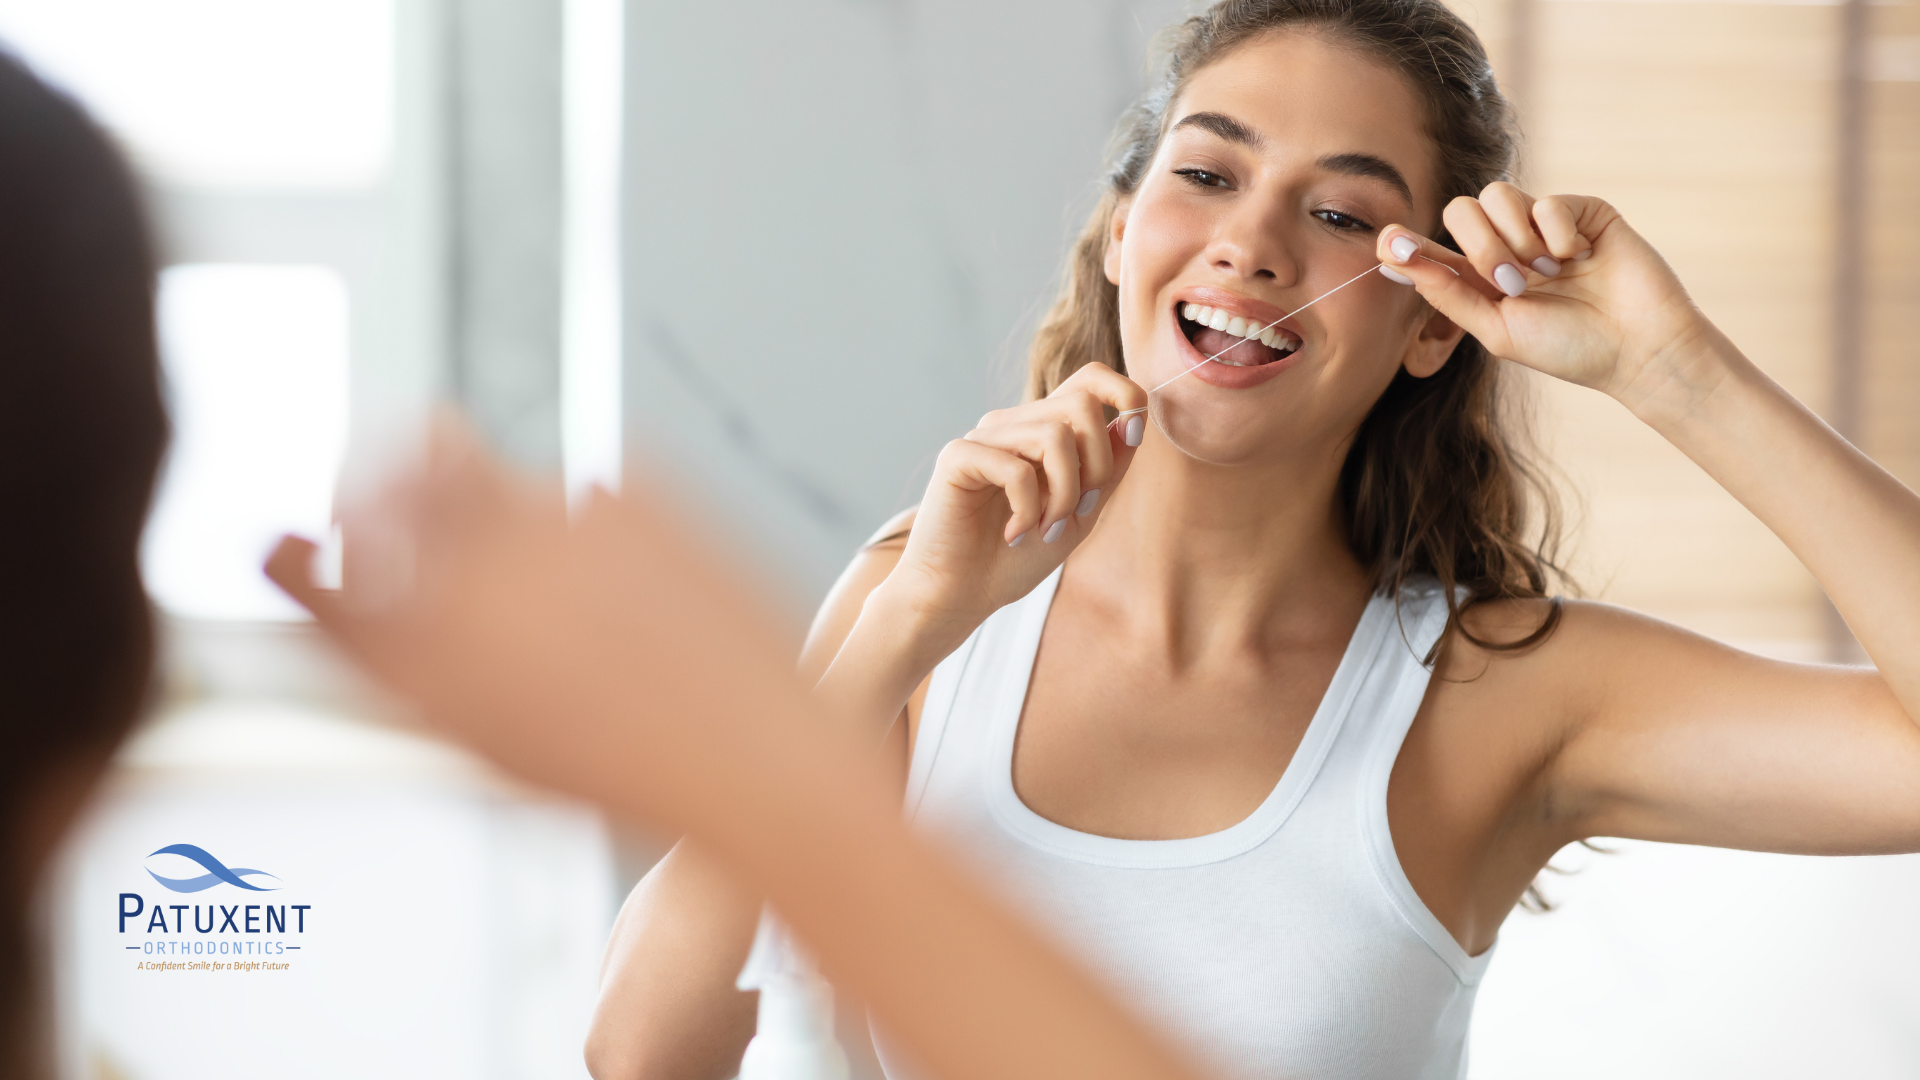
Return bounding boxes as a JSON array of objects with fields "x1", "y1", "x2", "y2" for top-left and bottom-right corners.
[
  {"x1": 119, "y1": 843, "x2": 310, "y2": 967},
  {"x1": 144, "y1": 844, "x2": 282, "y2": 893}
]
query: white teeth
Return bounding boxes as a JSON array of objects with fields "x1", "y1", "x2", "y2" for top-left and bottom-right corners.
[{"x1": 1179, "y1": 303, "x2": 1300, "y2": 357}]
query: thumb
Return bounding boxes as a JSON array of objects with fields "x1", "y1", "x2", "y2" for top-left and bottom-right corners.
[
  {"x1": 1101, "y1": 407, "x2": 1145, "y2": 495},
  {"x1": 1376, "y1": 227, "x2": 1513, "y2": 357}
]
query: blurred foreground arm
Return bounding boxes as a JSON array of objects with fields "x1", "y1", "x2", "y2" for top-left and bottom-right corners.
[{"x1": 266, "y1": 428, "x2": 1209, "y2": 1080}]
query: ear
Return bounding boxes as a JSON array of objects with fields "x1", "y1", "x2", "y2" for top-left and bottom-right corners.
[
  {"x1": 1103, "y1": 196, "x2": 1132, "y2": 286},
  {"x1": 1402, "y1": 302, "x2": 1467, "y2": 379}
]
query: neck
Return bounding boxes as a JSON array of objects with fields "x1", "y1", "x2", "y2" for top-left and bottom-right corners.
[{"x1": 1072, "y1": 428, "x2": 1370, "y2": 662}]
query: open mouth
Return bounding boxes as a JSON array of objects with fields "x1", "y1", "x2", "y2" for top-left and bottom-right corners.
[{"x1": 1177, "y1": 302, "x2": 1301, "y2": 367}]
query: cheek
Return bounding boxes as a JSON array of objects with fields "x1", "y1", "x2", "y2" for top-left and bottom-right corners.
[
  {"x1": 1320, "y1": 292, "x2": 1428, "y2": 392},
  {"x1": 1118, "y1": 190, "x2": 1211, "y2": 296}
]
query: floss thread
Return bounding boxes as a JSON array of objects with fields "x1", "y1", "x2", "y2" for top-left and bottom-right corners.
[
  {"x1": 1119, "y1": 261, "x2": 1391, "y2": 412},
  {"x1": 1114, "y1": 255, "x2": 1459, "y2": 415}
]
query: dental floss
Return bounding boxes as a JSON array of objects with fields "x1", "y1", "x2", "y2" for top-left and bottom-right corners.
[{"x1": 1115, "y1": 254, "x2": 1458, "y2": 416}]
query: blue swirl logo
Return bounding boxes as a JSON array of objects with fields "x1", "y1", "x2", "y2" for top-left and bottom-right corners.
[{"x1": 145, "y1": 844, "x2": 282, "y2": 894}]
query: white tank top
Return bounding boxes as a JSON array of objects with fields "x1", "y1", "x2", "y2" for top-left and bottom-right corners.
[{"x1": 874, "y1": 568, "x2": 1492, "y2": 1080}]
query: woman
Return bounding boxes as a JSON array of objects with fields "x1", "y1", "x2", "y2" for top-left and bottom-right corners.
[
  {"x1": 0, "y1": 46, "x2": 170, "y2": 1080},
  {"x1": 589, "y1": 0, "x2": 1920, "y2": 1077}
]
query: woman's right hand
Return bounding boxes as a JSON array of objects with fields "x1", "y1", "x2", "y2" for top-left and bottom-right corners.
[{"x1": 875, "y1": 361, "x2": 1147, "y2": 646}]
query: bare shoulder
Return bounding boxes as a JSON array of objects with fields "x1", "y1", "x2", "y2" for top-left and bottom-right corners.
[
  {"x1": 796, "y1": 506, "x2": 917, "y2": 682},
  {"x1": 1419, "y1": 597, "x2": 1655, "y2": 743},
  {"x1": 1440, "y1": 595, "x2": 1690, "y2": 674},
  {"x1": 1431, "y1": 594, "x2": 1840, "y2": 725},
  {"x1": 1407, "y1": 598, "x2": 1680, "y2": 833}
]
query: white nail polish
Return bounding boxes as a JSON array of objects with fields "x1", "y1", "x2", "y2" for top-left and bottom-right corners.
[
  {"x1": 1042, "y1": 519, "x2": 1067, "y2": 544},
  {"x1": 1076, "y1": 489, "x2": 1100, "y2": 516},
  {"x1": 1531, "y1": 255, "x2": 1561, "y2": 277},
  {"x1": 1009, "y1": 531, "x2": 1025, "y2": 548},
  {"x1": 1378, "y1": 265, "x2": 1415, "y2": 285},
  {"x1": 1124, "y1": 416, "x2": 1144, "y2": 447},
  {"x1": 1493, "y1": 263, "x2": 1527, "y2": 297},
  {"x1": 1389, "y1": 236, "x2": 1418, "y2": 262},
  {"x1": 1574, "y1": 248, "x2": 1593, "y2": 261}
]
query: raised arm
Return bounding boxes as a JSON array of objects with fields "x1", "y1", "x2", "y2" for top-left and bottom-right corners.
[
  {"x1": 1381, "y1": 186, "x2": 1920, "y2": 855},
  {"x1": 266, "y1": 434, "x2": 1211, "y2": 1080},
  {"x1": 583, "y1": 524, "x2": 913, "y2": 1080},
  {"x1": 580, "y1": 354, "x2": 1145, "y2": 1079}
]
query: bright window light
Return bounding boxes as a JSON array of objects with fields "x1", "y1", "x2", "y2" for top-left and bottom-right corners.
[
  {"x1": 0, "y1": 0, "x2": 392, "y2": 187},
  {"x1": 144, "y1": 265, "x2": 350, "y2": 622}
]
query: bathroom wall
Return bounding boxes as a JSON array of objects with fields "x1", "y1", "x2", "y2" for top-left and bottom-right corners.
[{"x1": 623, "y1": 0, "x2": 1196, "y2": 607}]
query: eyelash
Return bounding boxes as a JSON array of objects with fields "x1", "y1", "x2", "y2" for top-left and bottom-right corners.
[
  {"x1": 1313, "y1": 209, "x2": 1375, "y2": 233},
  {"x1": 1174, "y1": 167, "x2": 1230, "y2": 189},
  {"x1": 1173, "y1": 168, "x2": 1378, "y2": 234}
]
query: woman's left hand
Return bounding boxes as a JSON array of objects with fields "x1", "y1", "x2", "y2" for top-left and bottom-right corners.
[{"x1": 1377, "y1": 183, "x2": 1719, "y2": 409}]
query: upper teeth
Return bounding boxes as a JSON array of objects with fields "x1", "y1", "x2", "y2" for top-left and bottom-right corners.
[{"x1": 1181, "y1": 303, "x2": 1297, "y2": 352}]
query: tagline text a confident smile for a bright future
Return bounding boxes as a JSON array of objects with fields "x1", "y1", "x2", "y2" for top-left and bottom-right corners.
[{"x1": 134, "y1": 960, "x2": 292, "y2": 972}]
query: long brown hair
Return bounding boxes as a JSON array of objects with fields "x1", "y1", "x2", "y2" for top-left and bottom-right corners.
[
  {"x1": 1027, "y1": 0, "x2": 1567, "y2": 653},
  {"x1": 0, "y1": 47, "x2": 169, "y2": 1076}
]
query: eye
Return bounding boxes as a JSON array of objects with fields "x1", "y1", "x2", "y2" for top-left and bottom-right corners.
[
  {"x1": 1174, "y1": 167, "x2": 1232, "y2": 190},
  {"x1": 1313, "y1": 209, "x2": 1375, "y2": 232}
]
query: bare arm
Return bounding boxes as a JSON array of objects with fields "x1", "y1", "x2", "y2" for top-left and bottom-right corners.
[
  {"x1": 581, "y1": 349, "x2": 1148, "y2": 1079},
  {"x1": 584, "y1": 524, "x2": 915, "y2": 1080},
  {"x1": 582, "y1": 362, "x2": 1154, "y2": 1079},
  {"x1": 1383, "y1": 186, "x2": 1920, "y2": 855},
  {"x1": 266, "y1": 439, "x2": 1211, "y2": 1080}
]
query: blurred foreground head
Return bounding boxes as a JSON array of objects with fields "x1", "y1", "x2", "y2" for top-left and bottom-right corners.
[{"x1": 0, "y1": 46, "x2": 168, "y2": 1077}]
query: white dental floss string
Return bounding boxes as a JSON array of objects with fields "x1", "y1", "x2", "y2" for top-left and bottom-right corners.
[
  {"x1": 1116, "y1": 262, "x2": 1387, "y2": 414},
  {"x1": 1115, "y1": 253, "x2": 1464, "y2": 415}
]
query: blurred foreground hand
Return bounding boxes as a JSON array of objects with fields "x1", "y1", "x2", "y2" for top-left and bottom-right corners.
[
  {"x1": 265, "y1": 419, "x2": 1213, "y2": 1080},
  {"x1": 265, "y1": 419, "x2": 835, "y2": 836}
]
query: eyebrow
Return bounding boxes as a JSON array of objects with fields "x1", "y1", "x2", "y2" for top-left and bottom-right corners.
[
  {"x1": 1315, "y1": 151, "x2": 1414, "y2": 207},
  {"x1": 1171, "y1": 111, "x2": 1415, "y2": 208},
  {"x1": 1171, "y1": 111, "x2": 1265, "y2": 148}
]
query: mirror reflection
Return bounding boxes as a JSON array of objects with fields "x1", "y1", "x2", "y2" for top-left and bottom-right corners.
[{"x1": 0, "y1": 1, "x2": 1915, "y2": 1079}]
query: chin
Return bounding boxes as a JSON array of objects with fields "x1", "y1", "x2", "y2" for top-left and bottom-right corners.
[{"x1": 1143, "y1": 390, "x2": 1300, "y2": 468}]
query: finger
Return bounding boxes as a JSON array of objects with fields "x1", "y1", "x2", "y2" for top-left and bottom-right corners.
[
  {"x1": 1376, "y1": 226, "x2": 1509, "y2": 352},
  {"x1": 1531, "y1": 195, "x2": 1594, "y2": 261},
  {"x1": 1056, "y1": 359, "x2": 1149, "y2": 418},
  {"x1": 937, "y1": 438, "x2": 1043, "y2": 544},
  {"x1": 1055, "y1": 361, "x2": 1148, "y2": 504},
  {"x1": 265, "y1": 535, "x2": 370, "y2": 651},
  {"x1": 1442, "y1": 196, "x2": 1532, "y2": 299},
  {"x1": 1044, "y1": 389, "x2": 1114, "y2": 516},
  {"x1": 964, "y1": 419, "x2": 1081, "y2": 540},
  {"x1": 1479, "y1": 182, "x2": 1561, "y2": 278}
]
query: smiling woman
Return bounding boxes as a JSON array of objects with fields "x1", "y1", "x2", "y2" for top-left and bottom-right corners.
[{"x1": 586, "y1": 1, "x2": 1920, "y2": 1078}]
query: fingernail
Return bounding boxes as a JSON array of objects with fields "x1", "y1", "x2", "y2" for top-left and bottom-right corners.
[
  {"x1": 1389, "y1": 236, "x2": 1418, "y2": 262},
  {"x1": 1493, "y1": 263, "x2": 1527, "y2": 297},
  {"x1": 1124, "y1": 416, "x2": 1144, "y2": 447},
  {"x1": 1076, "y1": 489, "x2": 1100, "y2": 516},
  {"x1": 1042, "y1": 519, "x2": 1067, "y2": 544},
  {"x1": 1009, "y1": 531, "x2": 1025, "y2": 548},
  {"x1": 1531, "y1": 255, "x2": 1561, "y2": 277},
  {"x1": 1573, "y1": 248, "x2": 1593, "y2": 261},
  {"x1": 1378, "y1": 265, "x2": 1414, "y2": 285}
]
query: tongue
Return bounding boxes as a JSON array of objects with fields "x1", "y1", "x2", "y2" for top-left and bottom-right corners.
[{"x1": 1190, "y1": 325, "x2": 1282, "y2": 366}]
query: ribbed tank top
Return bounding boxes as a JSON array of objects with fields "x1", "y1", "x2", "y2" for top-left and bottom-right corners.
[{"x1": 874, "y1": 568, "x2": 1492, "y2": 1080}]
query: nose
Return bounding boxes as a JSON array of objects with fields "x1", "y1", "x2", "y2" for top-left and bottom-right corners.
[{"x1": 1202, "y1": 197, "x2": 1300, "y2": 285}]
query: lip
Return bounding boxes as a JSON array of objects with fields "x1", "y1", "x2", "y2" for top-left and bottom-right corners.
[{"x1": 1168, "y1": 287, "x2": 1306, "y2": 390}]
